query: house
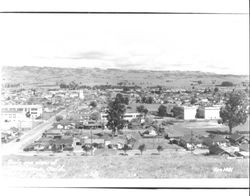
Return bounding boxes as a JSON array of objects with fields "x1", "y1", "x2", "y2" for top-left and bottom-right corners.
[
  {"x1": 128, "y1": 118, "x2": 142, "y2": 129},
  {"x1": 108, "y1": 137, "x2": 127, "y2": 149},
  {"x1": 83, "y1": 121, "x2": 103, "y2": 129},
  {"x1": 83, "y1": 138, "x2": 105, "y2": 148},
  {"x1": 53, "y1": 136, "x2": 74, "y2": 151},
  {"x1": 43, "y1": 129, "x2": 62, "y2": 139},
  {"x1": 209, "y1": 145, "x2": 233, "y2": 156},
  {"x1": 139, "y1": 126, "x2": 158, "y2": 138},
  {"x1": 235, "y1": 143, "x2": 250, "y2": 157},
  {"x1": 179, "y1": 134, "x2": 203, "y2": 150},
  {"x1": 202, "y1": 134, "x2": 228, "y2": 147}
]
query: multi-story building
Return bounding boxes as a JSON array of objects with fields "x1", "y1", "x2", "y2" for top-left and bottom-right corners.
[
  {"x1": 1, "y1": 105, "x2": 43, "y2": 122},
  {"x1": 204, "y1": 106, "x2": 221, "y2": 120}
]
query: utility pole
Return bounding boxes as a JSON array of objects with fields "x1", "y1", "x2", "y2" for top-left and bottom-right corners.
[
  {"x1": 190, "y1": 129, "x2": 193, "y2": 154},
  {"x1": 90, "y1": 127, "x2": 93, "y2": 156}
]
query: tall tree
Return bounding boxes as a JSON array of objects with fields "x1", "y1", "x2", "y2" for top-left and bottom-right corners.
[
  {"x1": 219, "y1": 90, "x2": 248, "y2": 134},
  {"x1": 89, "y1": 101, "x2": 97, "y2": 108},
  {"x1": 136, "y1": 105, "x2": 148, "y2": 116},
  {"x1": 106, "y1": 94, "x2": 126, "y2": 137},
  {"x1": 158, "y1": 105, "x2": 167, "y2": 117}
]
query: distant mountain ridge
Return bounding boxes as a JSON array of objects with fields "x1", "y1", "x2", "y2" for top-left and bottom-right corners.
[{"x1": 1, "y1": 66, "x2": 249, "y2": 87}]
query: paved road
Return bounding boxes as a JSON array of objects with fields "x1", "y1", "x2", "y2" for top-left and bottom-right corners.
[{"x1": 1, "y1": 109, "x2": 66, "y2": 155}]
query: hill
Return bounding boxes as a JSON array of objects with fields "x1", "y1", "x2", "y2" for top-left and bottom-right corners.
[{"x1": 1, "y1": 66, "x2": 249, "y2": 88}]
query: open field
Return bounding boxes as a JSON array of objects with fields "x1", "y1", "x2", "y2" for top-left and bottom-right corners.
[{"x1": 2, "y1": 152, "x2": 249, "y2": 178}]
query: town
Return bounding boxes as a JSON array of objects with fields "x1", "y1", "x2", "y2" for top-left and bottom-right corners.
[{"x1": 1, "y1": 69, "x2": 249, "y2": 166}]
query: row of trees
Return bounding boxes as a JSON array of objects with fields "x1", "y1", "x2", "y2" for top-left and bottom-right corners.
[{"x1": 81, "y1": 143, "x2": 164, "y2": 156}]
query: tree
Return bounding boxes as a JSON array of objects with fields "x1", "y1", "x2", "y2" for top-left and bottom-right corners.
[
  {"x1": 138, "y1": 144, "x2": 146, "y2": 155},
  {"x1": 221, "y1": 81, "x2": 234, "y2": 87},
  {"x1": 82, "y1": 144, "x2": 93, "y2": 156},
  {"x1": 90, "y1": 111, "x2": 100, "y2": 121},
  {"x1": 124, "y1": 97, "x2": 129, "y2": 105},
  {"x1": 106, "y1": 94, "x2": 126, "y2": 137},
  {"x1": 55, "y1": 115, "x2": 63, "y2": 122},
  {"x1": 115, "y1": 93, "x2": 129, "y2": 105},
  {"x1": 122, "y1": 144, "x2": 130, "y2": 155},
  {"x1": 158, "y1": 105, "x2": 167, "y2": 117},
  {"x1": 59, "y1": 83, "x2": 68, "y2": 89},
  {"x1": 157, "y1": 145, "x2": 163, "y2": 154},
  {"x1": 190, "y1": 97, "x2": 197, "y2": 105},
  {"x1": 141, "y1": 96, "x2": 153, "y2": 104},
  {"x1": 25, "y1": 111, "x2": 31, "y2": 118},
  {"x1": 195, "y1": 108, "x2": 204, "y2": 118},
  {"x1": 147, "y1": 96, "x2": 153, "y2": 104},
  {"x1": 136, "y1": 105, "x2": 148, "y2": 115},
  {"x1": 89, "y1": 101, "x2": 97, "y2": 108},
  {"x1": 171, "y1": 106, "x2": 184, "y2": 119},
  {"x1": 219, "y1": 90, "x2": 248, "y2": 134},
  {"x1": 69, "y1": 81, "x2": 78, "y2": 90}
]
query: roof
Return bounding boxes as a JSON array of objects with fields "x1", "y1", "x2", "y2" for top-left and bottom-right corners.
[
  {"x1": 239, "y1": 143, "x2": 249, "y2": 152},
  {"x1": 209, "y1": 145, "x2": 230, "y2": 155},
  {"x1": 180, "y1": 134, "x2": 203, "y2": 144},
  {"x1": 229, "y1": 133, "x2": 245, "y2": 142},
  {"x1": 45, "y1": 129, "x2": 62, "y2": 134},
  {"x1": 84, "y1": 138, "x2": 105, "y2": 144},
  {"x1": 209, "y1": 134, "x2": 227, "y2": 142},
  {"x1": 53, "y1": 136, "x2": 73, "y2": 145}
]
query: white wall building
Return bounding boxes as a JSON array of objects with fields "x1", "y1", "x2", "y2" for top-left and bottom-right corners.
[
  {"x1": 204, "y1": 106, "x2": 221, "y2": 119},
  {"x1": 101, "y1": 112, "x2": 143, "y2": 122},
  {"x1": 1, "y1": 105, "x2": 43, "y2": 122},
  {"x1": 79, "y1": 90, "x2": 85, "y2": 100},
  {"x1": 183, "y1": 106, "x2": 198, "y2": 120}
]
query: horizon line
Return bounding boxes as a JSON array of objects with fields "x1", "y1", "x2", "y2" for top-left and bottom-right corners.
[{"x1": 1, "y1": 65, "x2": 249, "y2": 76}]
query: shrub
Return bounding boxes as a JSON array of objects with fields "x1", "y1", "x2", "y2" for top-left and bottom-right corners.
[
  {"x1": 221, "y1": 81, "x2": 234, "y2": 87},
  {"x1": 157, "y1": 145, "x2": 164, "y2": 154},
  {"x1": 55, "y1": 115, "x2": 63, "y2": 122}
]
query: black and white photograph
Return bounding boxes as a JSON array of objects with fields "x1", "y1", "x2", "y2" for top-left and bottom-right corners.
[{"x1": 0, "y1": 0, "x2": 249, "y2": 191}]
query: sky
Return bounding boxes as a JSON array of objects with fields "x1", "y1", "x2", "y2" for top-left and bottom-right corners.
[{"x1": 0, "y1": 13, "x2": 249, "y2": 75}]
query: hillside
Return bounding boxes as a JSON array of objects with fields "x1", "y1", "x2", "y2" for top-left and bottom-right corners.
[
  {"x1": 1, "y1": 66, "x2": 249, "y2": 88},
  {"x1": 2, "y1": 152, "x2": 249, "y2": 178}
]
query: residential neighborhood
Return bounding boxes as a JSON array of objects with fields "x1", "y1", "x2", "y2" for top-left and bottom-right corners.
[{"x1": 1, "y1": 73, "x2": 249, "y2": 162}]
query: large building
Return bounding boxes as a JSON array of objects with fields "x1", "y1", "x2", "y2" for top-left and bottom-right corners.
[
  {"x1": 183, "y1": 106, "x2": 198, "y2": 120},
  {"x1": 204, "y1": 106, "x2": 221, "y2": 120},
  {"x1": 101, "y1": 112, "x2": 143, "y2": 123},
  {"x1": 1, "y1": 105, "x2": 43, "y2": 122}
]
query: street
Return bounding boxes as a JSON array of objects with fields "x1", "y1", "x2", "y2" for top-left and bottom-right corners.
[{"x1": 1, "y1": 109, "x2": 66, "y2": 155}]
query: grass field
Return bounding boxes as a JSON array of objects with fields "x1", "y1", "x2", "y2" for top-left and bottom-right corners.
[{"x1": 2, "y1": 152, "x2": 249, "y2": 178}]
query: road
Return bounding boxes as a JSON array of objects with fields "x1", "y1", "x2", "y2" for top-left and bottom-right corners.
[{"x1": 1, "y1": 109, "x2": 66, "y2": 155}]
